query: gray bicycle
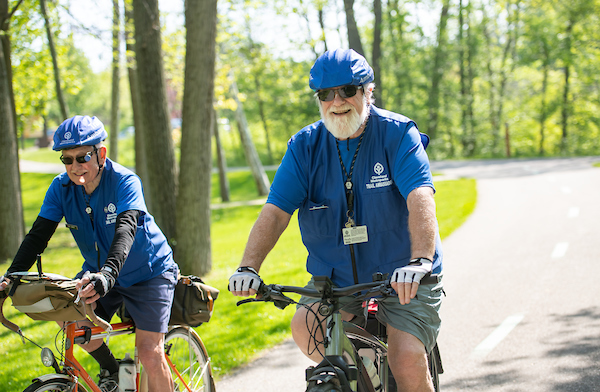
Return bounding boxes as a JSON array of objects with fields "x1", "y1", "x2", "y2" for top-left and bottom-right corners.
[{"x1": 238, "y1": 274, "x2": 443, "y2": 392}]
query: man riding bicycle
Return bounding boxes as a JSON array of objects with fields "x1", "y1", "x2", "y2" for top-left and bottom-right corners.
[
  {"x1": 229, "y1": 49, "x2": 444, "y2": 392},
  {"x1": 0, "y1": 115, "x2": 178, "y2": 392}
]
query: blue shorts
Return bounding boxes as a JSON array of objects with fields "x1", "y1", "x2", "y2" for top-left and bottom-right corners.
[{"x1": 78, "y1": 265, "x2": 178, "y2": 333}]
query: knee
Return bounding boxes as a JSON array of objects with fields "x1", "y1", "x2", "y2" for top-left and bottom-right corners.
[
  {"x1": 389, "y1": 353, "x2": 432, "y2": 391},
  {"x1": 137, "y1": 341, "x2": 165, "y2": 370}
]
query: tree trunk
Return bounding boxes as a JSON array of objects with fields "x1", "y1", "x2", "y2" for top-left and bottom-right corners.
[
  {"x1": 253, "y1": 76, "x2": 273, "y2": 164},
  {"x1": 0, "y1": 0, "x2": 19, "y2": 139},
  {"x1": 318, "y1": 6, "x2": 328, "y2": 52},
  {"x1": 560, "y1": 18, "x2": 573, "y2": 154},
  {"x1": 110, "y1": 0, "x2": 120, "y2": 160},
  {"x1": 175, "y1": 0, "x2": 217, "y2": 276},
  {"x1": 132, "y1": 0, "x2": 177, "y2": 242},
  {"x1": 214, "y1": 108, "x2": 230, "y2": 203},
  {"x1": 343, "y1": 0, "x2": 364, "y2": 55},
  {"x1": 372, "y1": 0, "x2": 383, "y2": 108},
  {"x1": 0, "y1": 36, "x2": 24, "y2": 264},
  {"x1": 425, "y1": 0, "x2": 450, "y2": 142},
  {"x1": 538, "y1": 42, "x2": 550, "y2": 156},
  {"x1": 124, "y1": 0, "x2": 149, "y2": 201},
  {"x1": 230, "y1": 72, "x2": 270, "y2": 196},
  {"x1": 39, "y1": 0, "x2": 68, "y2": 120}
]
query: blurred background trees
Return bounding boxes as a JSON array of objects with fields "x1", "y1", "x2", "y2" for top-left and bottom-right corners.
[{"x1": 1, "y1": 0, "x2": 600, "y2": 269}]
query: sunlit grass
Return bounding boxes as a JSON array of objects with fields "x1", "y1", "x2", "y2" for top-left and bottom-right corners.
[{"x1": 0, "y1": 171, "x2": 476, "y2": 391}]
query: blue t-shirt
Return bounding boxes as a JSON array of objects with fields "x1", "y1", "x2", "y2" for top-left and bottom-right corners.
[
  {"x1": 267, "y1": 105, "x2": 443, "y2": 287},
  {"x1": 39, "y1": 159, "x2": 175, "y2": 287}
]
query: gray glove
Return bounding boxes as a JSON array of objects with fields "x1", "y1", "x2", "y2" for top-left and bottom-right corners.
[
  {"x1": 228, "y1": 266, "x2": 262, "y2": 293},
  {"x1": 391, "y1": 258, "x2": 433, "y2": 284}
]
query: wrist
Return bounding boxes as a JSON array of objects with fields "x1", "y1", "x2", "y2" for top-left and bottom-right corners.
[
  {"x1": 237, "y1": 266, "x2": 260, "y2": 276},
  {"x1": 410, "y1": 257, "x2": 433, "y2": 264}
]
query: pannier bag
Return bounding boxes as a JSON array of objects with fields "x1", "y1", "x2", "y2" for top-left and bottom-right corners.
[
  {"x1": 0, "y1": 272, "x2": 111, "y2": 332},
  {"x1": 169, "y1": 275, "x2": 219, "y2": 327}
]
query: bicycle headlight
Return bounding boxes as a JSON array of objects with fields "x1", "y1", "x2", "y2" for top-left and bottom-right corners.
[{"x1": 41, "y1": 347, "x2": 56, "y2": 367}]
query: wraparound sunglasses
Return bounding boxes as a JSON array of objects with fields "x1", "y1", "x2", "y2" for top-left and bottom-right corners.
[
  {"x1": 317, "y1": 85, "x2": 363, "y2": 102},
  {"x1": 60, "y1": 150, "x2": 95, "y2": 165}
]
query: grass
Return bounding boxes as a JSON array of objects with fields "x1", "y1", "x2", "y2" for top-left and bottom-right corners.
[{"x1": 0, "y1": 170, "x2": 476, "y2": 392}]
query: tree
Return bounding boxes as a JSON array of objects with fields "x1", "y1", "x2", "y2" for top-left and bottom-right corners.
[
  {"x1": 39, "y1": 0, "x2": 68, "y2": 120},
  {"x1": 0, "y1": 0, "x2": 23, "y2": 264},
  {"x1": 175, "y1": 0, "x2": 218, "y2": 276},
  {"x1": 132, "y1": 0, "x2": 177, "y2": 242},
  {"x1": 214, "y1": 108, "x2": 230, "y2": 202},
  {"x1": 425, "y1": 0, "x2": 450, "y2": 143},
  {"x1": 343, "y1": 0, "x2": 364, "y2": 55},
  {"x1": 230, "y1": 71, "x2": 270, "y2": 196},
  {"x1": 372, "y1": 0, "x2": 384, "y2": 108},
  {"x1": 109, "y1": 0, "x2": 121, "y2": 160}
]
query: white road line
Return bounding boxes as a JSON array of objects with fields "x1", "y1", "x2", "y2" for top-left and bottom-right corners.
[
  {"x1": 470, "y1": 314, "x2": 525, "y2": 360},
  {"x1": 551, "y1": 242, "x2": 569, "y2": 258},
  {"x1": 568, "y1": 207, "x2": 580, "y2": 218}
]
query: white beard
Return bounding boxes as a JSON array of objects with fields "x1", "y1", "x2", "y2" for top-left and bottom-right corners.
[{"x1": 320, "y1": 97, "x2": 369, "y2": 139}]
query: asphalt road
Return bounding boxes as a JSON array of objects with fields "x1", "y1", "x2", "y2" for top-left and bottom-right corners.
[
  {"x1": 215, "y1": 156, "x2": 600, "y2": 392},
  {"x1": 435, "y1": 157, "x2": 600, "y2": 391}
]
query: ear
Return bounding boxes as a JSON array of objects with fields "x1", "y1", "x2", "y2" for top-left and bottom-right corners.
[{"x1": 98, "y1": 146, "x2": 108, "y2": 164}]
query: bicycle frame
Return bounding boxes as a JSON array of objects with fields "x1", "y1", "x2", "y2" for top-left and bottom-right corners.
[{"x1": 38, "y1": 321, "x2": 198, "y2": 392}]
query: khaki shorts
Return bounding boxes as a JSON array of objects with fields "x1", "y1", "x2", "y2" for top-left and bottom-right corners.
[{"x1": 297, "y1": 276, "x2": 444, "y2": 352}]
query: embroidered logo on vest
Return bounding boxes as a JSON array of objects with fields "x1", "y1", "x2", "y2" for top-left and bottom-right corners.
[
  {"x1": 366, "y1": 162, "x2": 392, "y2": 190},
  {"x1": 104, "y1": 203, "x2": 117, "y2": 225}
]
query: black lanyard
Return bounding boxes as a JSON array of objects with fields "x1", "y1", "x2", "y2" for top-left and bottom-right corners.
[
  {"x1": 335, "y1": 130, "x2": 365, "y2": 227},
  {"x1": 335, "y1": 130, "x2": 366, "y2": 285},
  {"x1": 82, "y1": 187, "x2": 101, "y2": 270}
]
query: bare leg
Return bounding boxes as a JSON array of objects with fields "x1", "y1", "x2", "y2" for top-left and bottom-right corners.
[
  {"x1": 136, "y1": 329, "x2": 173, "y2": 392},
  {"x1": 387, "y1": 326, "x2": 434, "y2": 392}
]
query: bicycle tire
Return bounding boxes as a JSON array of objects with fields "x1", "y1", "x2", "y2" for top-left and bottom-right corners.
[
  {"x1": 428, "y1": 344, "x2": 441, "y2": 392},
  {"x1": 164, "y1": 326, "x2": 215, "y2": 392},
  {"x1": 22, "y1": 379, "x2": 86, "y2": 392}
]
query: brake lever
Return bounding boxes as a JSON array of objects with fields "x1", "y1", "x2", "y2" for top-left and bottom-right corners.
[{"x1": 236, "y1": 298, "x2": 262, "y2": 306}]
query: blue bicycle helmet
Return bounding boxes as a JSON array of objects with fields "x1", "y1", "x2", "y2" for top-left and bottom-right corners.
[
  {"x1": 309, "y1": 49, "x2": 374, "y2": 91},
  {"x1": 53, "y1": 116, "x2": 107, "y2": 151}
]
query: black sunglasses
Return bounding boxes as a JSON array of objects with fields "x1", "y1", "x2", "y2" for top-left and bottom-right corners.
[
  {"x1": 317, "y1": 85, "x2": 363, "y2": 102},
  {"x1": 60, "y1": 150, "x2": 95, "y2": 165}
]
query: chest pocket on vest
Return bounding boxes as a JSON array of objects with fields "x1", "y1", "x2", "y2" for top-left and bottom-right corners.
[
  {"x1": 299, "y1": 199, "x2": 337, "y2": 237},
  {"x1": 361, "y1": 188, "x2": 408, "y2": 233}
]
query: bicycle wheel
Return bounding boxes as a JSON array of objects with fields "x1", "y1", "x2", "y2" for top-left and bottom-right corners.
[
  {"x1": 23, "y1": 379, "x2": 86, "y2": 392},
  {"x1": 165, "y1": 326, "x2": 215, "y2": 392},
  {"x1": 428, "y1": 344, "x2": 443, "y2": 392}
]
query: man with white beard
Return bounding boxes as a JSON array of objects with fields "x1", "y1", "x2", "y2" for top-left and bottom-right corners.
[{"x1": 229, "y1": 49, "x2": 444, "y2": 392}]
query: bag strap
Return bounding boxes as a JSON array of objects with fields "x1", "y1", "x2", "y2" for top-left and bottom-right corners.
[{"x1": 0, "y1": 294, "x2": 24, "y2": 337}]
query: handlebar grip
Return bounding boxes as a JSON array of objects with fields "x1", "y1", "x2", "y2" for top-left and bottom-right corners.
[{"x1": 421, "y1": 274, "x2": 441, "y2": 285}]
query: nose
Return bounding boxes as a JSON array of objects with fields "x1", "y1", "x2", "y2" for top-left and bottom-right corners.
[{"x1": 332, "y1": 90, "x2": 345, "y2": 104}]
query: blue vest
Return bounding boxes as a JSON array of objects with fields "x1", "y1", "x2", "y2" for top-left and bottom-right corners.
[
  {"x1": 39, "y1": 159, "x2": 175, "y2": 287},
  {"x1": 269, "y1": 106, "x2": 443, "y2": 287}
]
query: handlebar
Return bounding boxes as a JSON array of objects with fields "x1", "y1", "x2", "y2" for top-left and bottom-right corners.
[{"x1": 237, "y1": 273, "x2": 440, "y2": 309}]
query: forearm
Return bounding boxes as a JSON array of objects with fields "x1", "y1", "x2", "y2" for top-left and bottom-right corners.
[
  {"x1": 102, "y1": 210, "x2": 140, "y2": 281},
  {"x1": 240, "y1": 203, "x2": 292, "y2": 272},
  {"x1": 406, "y1": 187, "x2": 437, "y2": 260}
]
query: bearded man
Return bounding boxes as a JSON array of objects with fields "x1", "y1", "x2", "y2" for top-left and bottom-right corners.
[{"x1": 229, "y1": 49, "x2": 444, "y2": 392}]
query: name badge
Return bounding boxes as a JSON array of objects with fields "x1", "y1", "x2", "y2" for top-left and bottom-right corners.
[{"x1": 342, "y1": 225, "x2": 368, "y2": 245}]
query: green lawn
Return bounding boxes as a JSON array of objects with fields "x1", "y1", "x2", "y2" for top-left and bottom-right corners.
[{"x1": 0, "y1": 171, "x2": 476, "y2": 392}]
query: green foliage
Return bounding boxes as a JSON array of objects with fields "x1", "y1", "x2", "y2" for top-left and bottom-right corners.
[{"x1": 0, "y1": 171, "x2": 476, "y2": 391}]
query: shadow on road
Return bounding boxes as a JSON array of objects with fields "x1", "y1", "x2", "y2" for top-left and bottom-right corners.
[
  {"x1": 547, "y1": 307, "x2": 600, "y2": 392},
  {"x1": 442, "y1": 307, "x2": 600, "y2": 391}
]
